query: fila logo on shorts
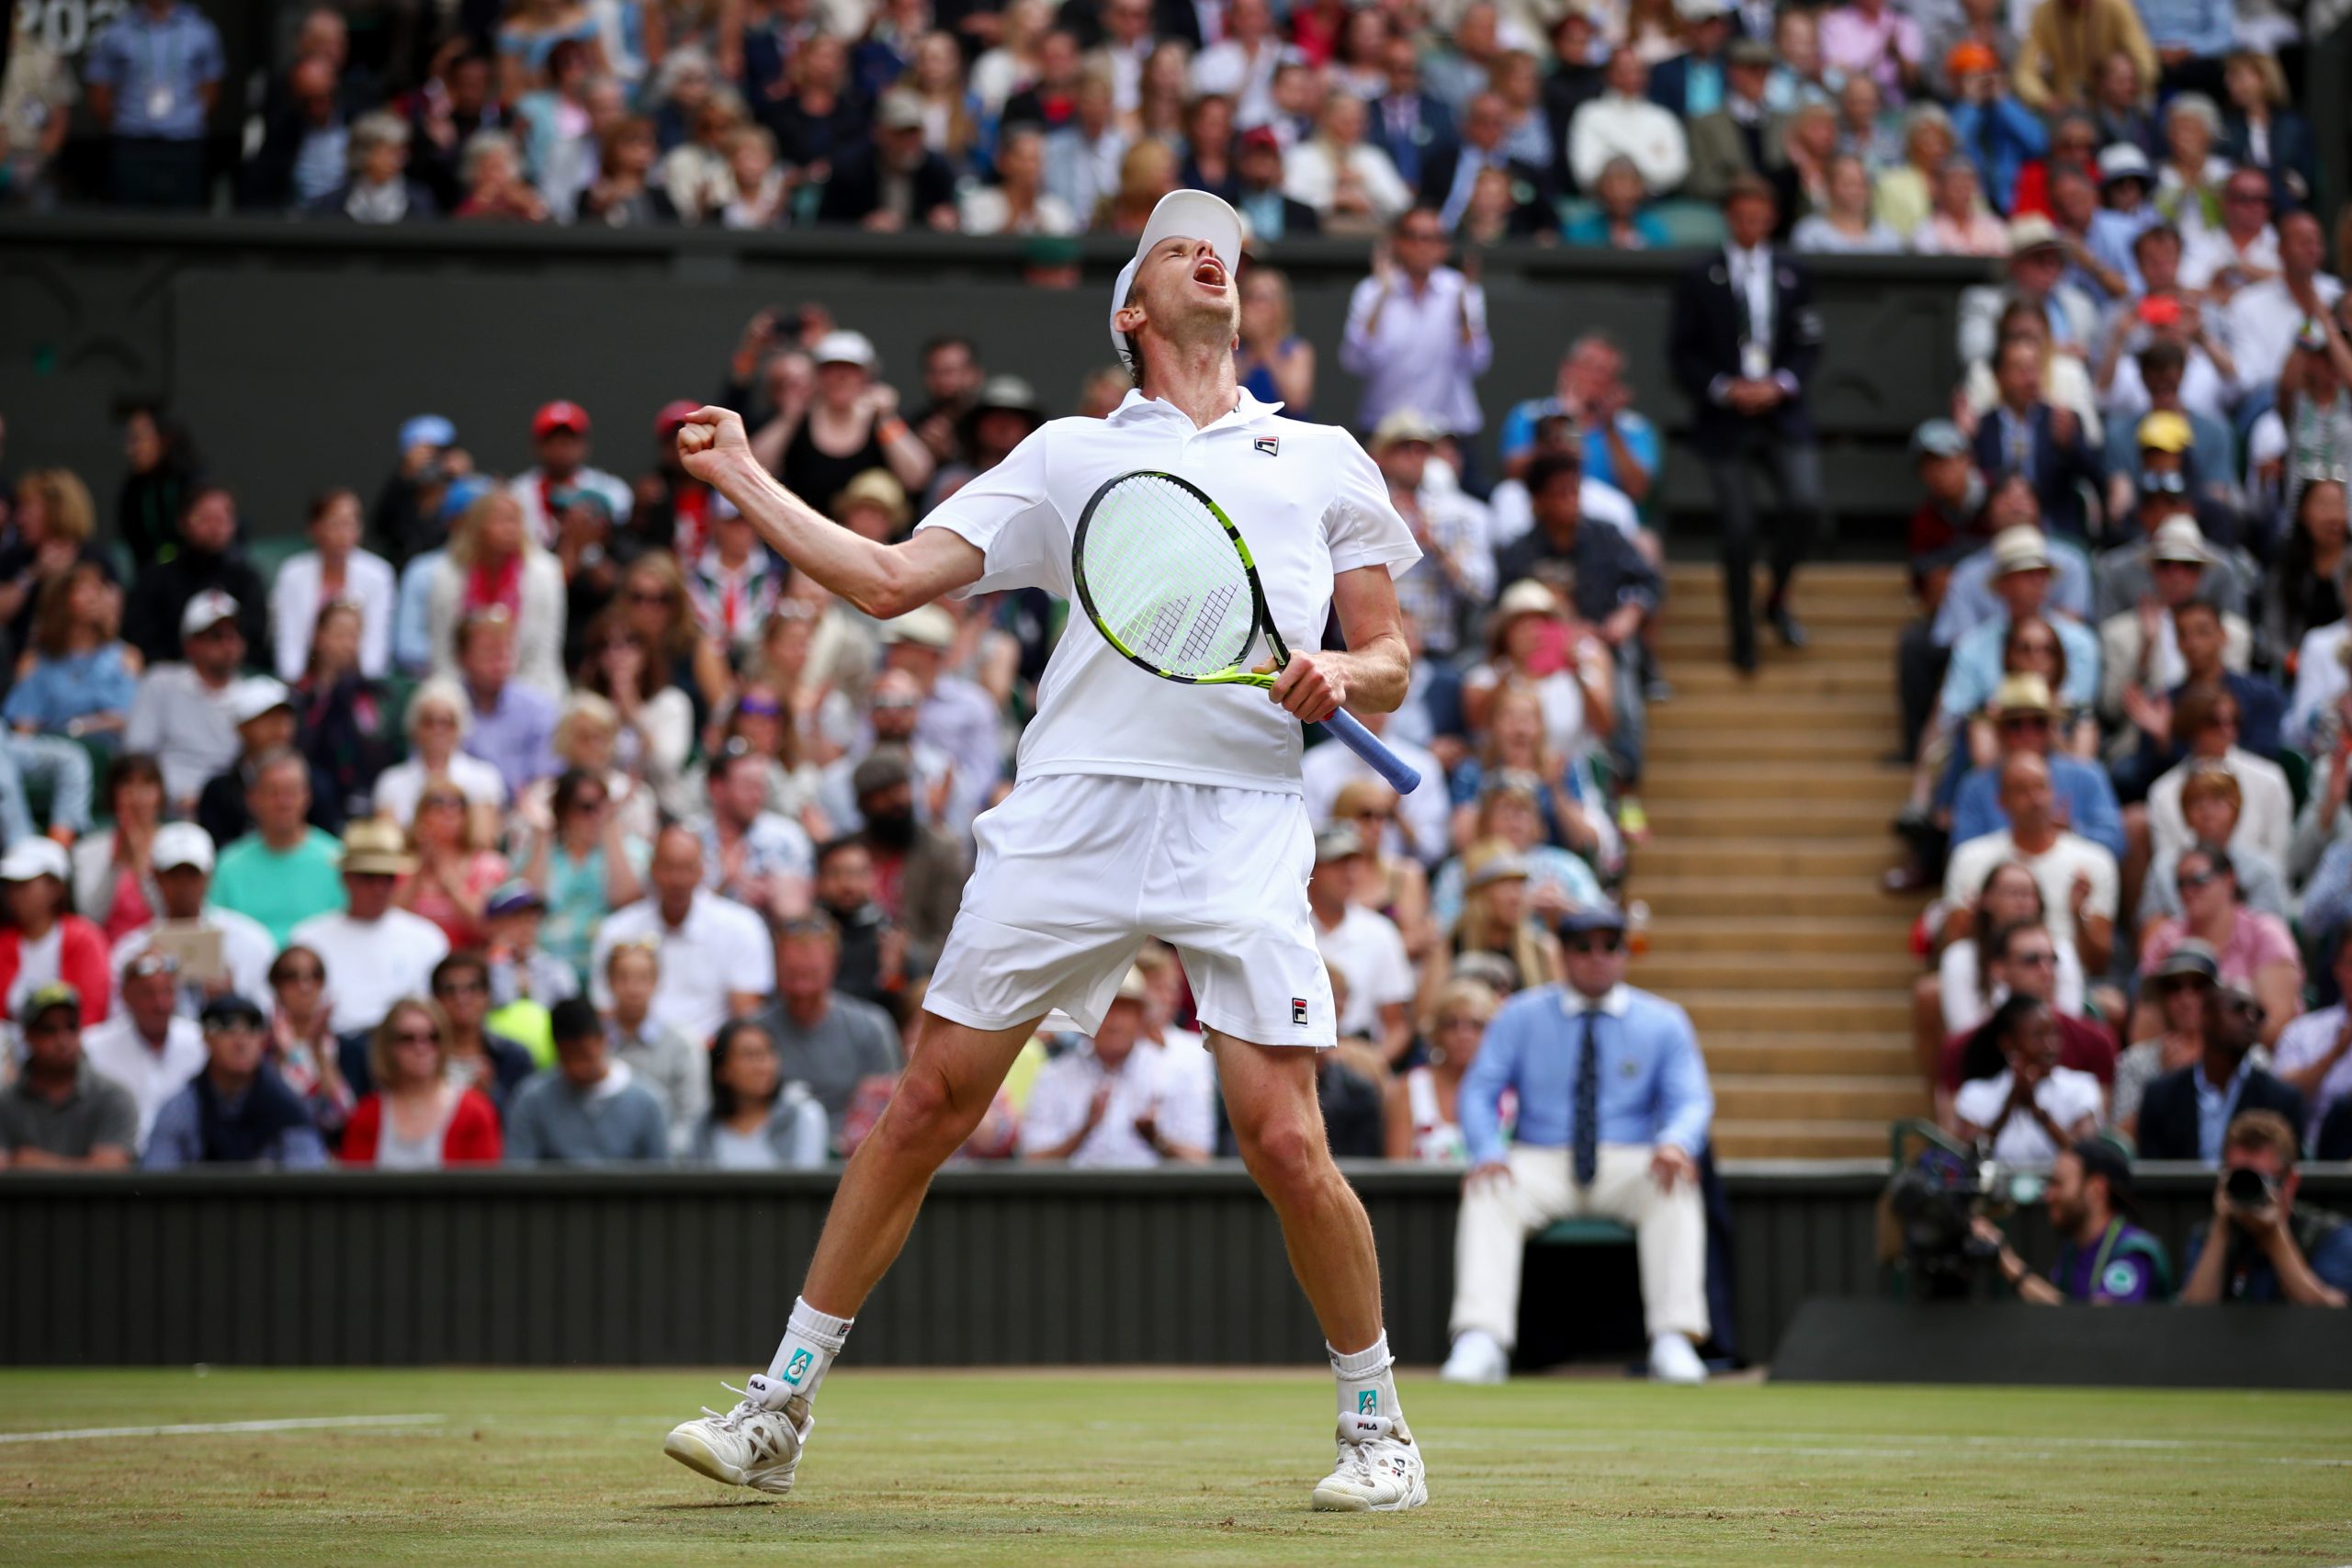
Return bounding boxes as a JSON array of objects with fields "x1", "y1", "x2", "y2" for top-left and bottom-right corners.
[
  {"x1": 1292, "y1": 997, "x2": 1308, "y2": 1025},
  {"x1": 1253, "y1": 436, "x2": 1280, "y2": 457}
]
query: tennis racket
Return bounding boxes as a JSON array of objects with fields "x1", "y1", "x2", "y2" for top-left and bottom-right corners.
[{"x1": 1070, "y1": 468, "x2": 1423, "y2": 795}]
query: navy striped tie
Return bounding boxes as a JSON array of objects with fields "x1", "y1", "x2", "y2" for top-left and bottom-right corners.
[{"x1": 1574, "y1": 1010, "x2": 1600, "y2": 1188}]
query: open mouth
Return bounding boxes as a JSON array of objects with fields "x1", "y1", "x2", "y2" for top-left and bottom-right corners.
[{"x1": 1193, "y1": 255, "x2": 1228, "y2": 289}]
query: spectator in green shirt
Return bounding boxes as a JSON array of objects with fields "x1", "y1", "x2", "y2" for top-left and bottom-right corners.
[{"x1": 210, "y1": 750, "x2": 346, "y2": 944}]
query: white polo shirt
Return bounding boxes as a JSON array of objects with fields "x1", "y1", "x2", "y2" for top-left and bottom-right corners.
[
  {"x1": 589, "y1": 888, "x2": 775, "y2": 1047},
  {"x1": 81, "y1": 1013, "x2": 206, "y2": 1152},
  {"x1": 915, "y1": 389, "x2": 1419, "y2": 795},
  {"x1": 290, "y1": 907, "x2": 453, "y2": 1034},
  {"x1": 1017, "y1": 1038, "x2": 1216, "y2": 1168},
  {"x1": 1313, "y1": 903, "x2": 1414, "y2": 1039}
]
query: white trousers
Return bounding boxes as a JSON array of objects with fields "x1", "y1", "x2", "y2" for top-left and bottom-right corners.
[{"x1": 1449, "y1": 1144, "x2": 1710, "y2": 1348}]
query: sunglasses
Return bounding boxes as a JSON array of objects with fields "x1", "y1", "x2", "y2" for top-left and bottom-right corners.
[
  {"x1": 2009, "y1": 950, "x2": 2057, "y2": 968},
  {"x1": 737, "y1": 696, "x2": 783, "y2": 718},
  {"x1": 435, "y1": 979, "x2": 489, "y2": 997},
  {"x1": 569, "y1": 795, "x2": 609, "y2": 813},
  {"x1": 1565, "y1": 933, "x2": 1623, "y2": 954},
  {"x1": 392, "y1": 1028, "x2": 440, "y2": 1045},
  {"x1": 422, "y1": 795, "x2": 466, "y2": 810},
  {"x1": 1352, "y1": 809, "x2": 1395, "y2": 823},
  {"x1": 275, "y1": 967, "x2": 324, "y2": 985},
  {"x1": 626, "y1": 589, "x2": 670, "y2": 605},
  {"x1": 2177, "y1": 867, "x2": 2221, "y2": 891},
  {"x1": 1435, "y1": 1014, "x2": 1486, "y2": 1031},
  {"x1": 1997, "y1": 714, "x2": 2052, "y2": 728}
]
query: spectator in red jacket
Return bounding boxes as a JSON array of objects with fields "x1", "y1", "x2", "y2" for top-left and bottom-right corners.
[
  {"x1": 0, "y1": 838, "x2": 112, "y2": 1033},
  {"x1": 340, "y1": 997, "x2": 503, "y2": 1168}
]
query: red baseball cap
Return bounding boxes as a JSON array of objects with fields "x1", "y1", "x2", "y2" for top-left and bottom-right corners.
[
  {"x1": 532, "y1": 400, "x2": 592, "y2": 438},
  {"x1": 654, "y1": 400, "x2": 700, "y2": 435}
]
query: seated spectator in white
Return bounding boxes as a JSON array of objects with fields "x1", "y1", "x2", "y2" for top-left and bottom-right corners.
[
  {"x1": 690, "y1": 1017, "x2": 831, "y2": 1168},
  {"x1": 1943, "y1": 753, "x2": 2120, "y2": 974},
  {"x1": 750, "y1": 913, "x2": 902, "y2": 1143},
  {"x1": 2224, "y1": 210, "x2": 2339, "y2": 403},
  {"x1": 2138, "y1": 766, "x2": 2289, "y2": 928},
  {"x1": 689, "y1": 742, "x2": 815, "y2": 919},
  {"x1": 80, "y1": 951, "x2": 202, "y2": 1152},
  {"x1": 1952, "y1": 994, "x2": 2105, "y2": 1166},
  {"x1": 1936, "y1": 919, "x2": 2118, "y2": 1132},
  {"x1": 373, "y1": 680, "x2": 509, "y2": 831},
  {"x1": 1912, "y1": 155, "x2": 2008, "y2": 255},
  {"x1": 504, "y1": 997, "x2": 671, "y2": 1165},
  {"x1": 1385, "y1": 976, "x2": 1497, "y2": 1163},
  {"x1": 74, "y1": 755, "x2": 168, "y2": 945},
  {"x1": 124, "y1": 589, "x2": 246, "y2": 813},
  {"x1": 109, "y1": 822, "x2": 276, "y2": 1019},
  {"x1": 2097, "y1": 530, "x2": 2251, "y2": 734},
  {"x1": 268, "y1": 488, "x2": 395, "y2": 682},
  {"x1": 2136, "y1": 987, "x2": 2304, "y2": 1162},
  {"x1": 2177, "y1": 1109, "x2": 2352, "y2": 1305},
  {"x1": 1947, "y1": 674, "x2": 2126, "y2": 862},
  {"x1": 1308, "y1": 827, "x2": 1415, "y2": 1067},
  {"x1": 1957, "y1": 216, "x2": 2101, "y2": 367},
  {"x1": 2271, "y1": 929, "x2": 2352, "y2": 1155},
  {"x1": 960, "y1": 123, "x2": 1079, "y2": 235},
  {"x1": 1019, "y1": 968, "x2": 1213, "y2": 1168},
  {"x1": 590, "y1": 826, "x2": 775, "y2": 1047},
  {"x1": 2144, "y1": 694, "x2": 2292, "y2": 872},
  {"x1": 717, "y1": 125, "x2": 788, "y2": 230},
  {"x1": 427, "y1": 489, "x2": 568, "y2": 699},
  {"x1": 1939, "y1": 860, "x2": 2089, "y2": 1036},
  {"x1": 1282, "y1": 91, "x2": 1412, "y2": 231},
  {"x1": 289, "y1": 820, "x2": 452, "y2": 1037},
  {"x1": 1496, "y1": 335, "x2": 1662, "y2": 516},
  {"x1": 453, "y1": 610, "x2": 560, "y2": 803},
  {"x1": 1375, "y1": 410, "x2": 1494, "y2": 665},
  {"x1": 603, "y1": 940, "x2": 708, "y2": 1156},
  {"x1": 1567, "y1": 49, "x2": 1689, "y2": 197},
  {"x1": 2285, "y1": 599, "x2": 2352, "y2": 754},
  {"x1": 209, "y1": 750, "x2": 346, "y2": 947},
  {"x1": 1792, "y1": 152, "x2": 1904, "y2": 253},
  {"x1": 2096, "y1": 309, "x2": 2236, "y2": 433},
  {"x1": 2179, "y1": 165, "x2": 2278, "y2": 295},
  {"x1": 0, "y1": 983, "x2": 137, "y2": 1168},
  {"x1": 1442, "y1": 901, "x2": 1713, "y2": 1386},
  {"x1": 2111, "y1": 941, "x2": 2218, "y2": 1136},
  {"x1": 141, "y1": 993, "x2": 328, "y2": 1168},
  {"x1": 2138, "y1": 842, "x2": 2302, "y2": 1048},
  {"x1": 338, "y1": 998, "x2": 503, "y2": 1168}
]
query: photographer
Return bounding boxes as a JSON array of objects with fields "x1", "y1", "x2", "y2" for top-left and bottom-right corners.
[
  {"x1": 2177, "y1": 1111, "x2": 2352, "y2": 1306},
  {"x1": 1973, "y1": 1138, "x2": 2172, "y2": 1303}
]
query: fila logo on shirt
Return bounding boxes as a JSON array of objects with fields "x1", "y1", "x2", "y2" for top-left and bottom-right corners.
[
  {"x1": 1253, "y1": 436, "x2": 1280, "y2": 457},
  {"x1": 1291, "y1": 997, "x2": 1308, "y2": 1025}
]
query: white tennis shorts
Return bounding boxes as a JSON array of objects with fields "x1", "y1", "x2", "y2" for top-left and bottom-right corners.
[{"x1": 925, "y1": 772, "x2": 1335, "y2": 1046}]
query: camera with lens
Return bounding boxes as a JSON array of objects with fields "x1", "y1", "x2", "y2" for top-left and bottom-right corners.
[
  {"x1": 2223, "y1": 1166, "x2": 2279, "y2": 1213},
  {"x1": 1885, "y1": 1145, "x2": 2037, "y2": 1297}
]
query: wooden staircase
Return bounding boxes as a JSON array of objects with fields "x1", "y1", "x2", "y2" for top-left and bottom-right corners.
[{"x1": 1628, "y1": 562, "x2": 1925, "y2": 1159}]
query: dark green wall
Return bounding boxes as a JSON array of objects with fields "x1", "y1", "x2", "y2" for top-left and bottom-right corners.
[{"x1": 1, "y1": 219, "x2": 1985, "y2": 551}]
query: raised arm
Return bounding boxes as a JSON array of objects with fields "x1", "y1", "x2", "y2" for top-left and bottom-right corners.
[{"x1": 678, "y1": 407, "x2": 983, "y2": 619}]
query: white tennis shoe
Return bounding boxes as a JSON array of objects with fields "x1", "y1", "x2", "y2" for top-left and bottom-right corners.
[
  {"x1": 1438, "y1": 1330, "x2": 1509, "y2": 1384},
  {"x1": 663, "y1": 1373, "x2": 814, "y2": 1495},
  {"x1": 1311, "y1": 1411, "x2": 1428, "y2": 1512},
  {"x1": 1648, "y1": 1333, "x2": 1708, "y2": 1385}
]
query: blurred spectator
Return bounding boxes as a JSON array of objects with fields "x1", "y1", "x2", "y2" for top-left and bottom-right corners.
[
  {"x1": 451, "y1": 130, "x2": 550, "y2": 221},
  {"x1": 691, "y1": 1016, "x2": 830, "y2": 1166},
  {"x1": 310, "y1": 110, "x2": 439, "y2": 222},
  {"x1": 505, "y1": 997, "x2": 671, "y2": 1164},
  {"x1": 1427, "y1": 840, "x2": 1561, "y2": 1002},
  {"x1": 1226, "y1": 126, "x2": 1318, "y2": 242},
  {"x1": 1461, "y1": 581, "x2": 1617, "y2": 782},
  {"x1": 2145, "y1": 691, "x2": 2291, "y2": 868},
  {"x1": 73, "y1": 755, "x2": 166, "y2": 942},
  {"x1": 751, "y1": 913, "x2": 900, "y2": 1141},
  {"x1": 1668, "y1": 175, "x2": 1824, "y2": 670},
  {"x1": 1385, "y1": 976, "x2": 1495, "y2": 1160},
  {"x1": 1650, "y1": 0, "x2": 1734, "y2": 118},
  {"x1": 2138, "y1": 982, "x2": 2301, "y2": 1161},
  {"x1": 1565, "y1": 155, "x2": 1669, "y2": 248},
  {"x1": 1682, "y1": 39, "x2": 1783, "y2": 205},
  {"x1": 208, "y1": 751, "x2": 345, "y2": 946},
  {"x1": 1367, "y1": 33, "x2": 1453, "y2": 193},
  {"x1": 2273, "y1": 931, "x2": 2352, "y2": 1153},
  {"x1": 114, "y1": 411, "x2": 200, "y2": 579},
  {"x1": 1042, "y1": 66, "x2": 1127, "y2": 220},
  {"x1": 1309, "y1": 827, "x2": 1414, "y2": 1066},
  {"x1": 516, "y1": 738, "x2": 653, "y2": 976},
  {"x1": 481, "y1": 879, "x2": 579, "y2": 1028},
  {"x1": 1838, "y1": 73, "x2": 1902, "y2": 171},
  {"x1": 1021, "y1": 968, "x2": 1209, "y2": 1166},
  {"x1": 718, "y1": 125, "x2": 792, "y2": 228},
  {"x1": 820, "y1": 90, "x2": 960, "y2": 231},
  {"x1": 973, "y1": 0, "x2": 1057, "y2": 118},
  {"x1": 124, "y1": 590, "x2": 243, "y2": 815},
  {"x1": 1950, "y1": 674, "x2": 2124, "y2": 859},
  {"x1": 1341, "y1": 211, "x2": 1491, "y2": 466},
  {"x1": 1, "y1": 836, "x2": 111, "y2": 1028},
  {"x1": 339, "y1": 998, "x2": 503, "y2": 1167},
  {"x1": 602, "y1": 940, "x2": 708, "y2": 1153},
  {"x1": 1959, "y1": 217, "x2": 2098, "y2": 366},
  {"x1": 715, "y1": 677, "x2": 827, "y2": 836},
  {"x1": 243, "y1": 52, "x2": 353, "y2": 212},
  {"x1": 1792, "y1": 152, "x2": 1903, "y2": 253},
  {"x1": 513, "y1": 400, "x2": 632, "y2": 546},
  {"x1": 2153, "y1": 94, "x2": 2228, "y2": 240},
  {"x1": 2179, "y1": 1110, "x2": 2351, "y2": 1304},
  {"x1": 2139, "y1": 757, "x2": 2288, "y2": 933},
  {"x1": 396, "y1": 776, "x2": 511, "y2": 950},
  {"x1": 1944, "y1": 753, "x2": 2119, "y2": 975},
  {"x1": 1328, "y1": 778, "x2": 1434, "y2": 956},
  {"x1": 109, "y1": 822, "x2": 276, "y2": 1018},
  {"x1": 6, "y1": 561, "x2": 135, "y2": 756},
  {"x1": 871, "y1": 604, "x2": 998, "y2": 800},
  {"x1": 1568, "y1": 49, "x2": 1689, "y2": 197},
  {"x1": 1972, "y1": 336, "x2": 2103, "y2": 538},
  {"x1": 2256, "y1": 321, "x2": 2352, "y2": 520},
  {"x1": 375, "y1": 680, "x2": 509, "y2": 829},
  {"x1": 269, "y1": 489, "x2": 396, "y2": 682},
  {"x1": 1952, "y1": 993, "x2": 2104, "y2": 1163},
  {"x1": 1871, "y1": 102, "x2": 1956, "y2": 239},
  {"x1": 1946, "y1": 47, "x2": 2045, "y2": 216},
  {"x1": 1436, "y1": 766, "x2": 1609, "y2": 931},
  {"x1": 2265, "y1": 479, "x2": 2348, "y2": 693},
  {"x1": 288, "y1": 820, "x2": 452, "y2": 1035},
  {"x1": 1974, "y1": 1137, "x2": 2171, "y2": 1302},
  {"x1": 1498, "y1": 337, "x2": 1659, "y2": 512},
  {"x1": 2224, "y1": 211, "x2": 2340, "y2": 406},
  {"x1": 128, "y1": 489, "x2": 267, "y2": 665},
  {"x1": 690, "y1": 742, "x2": 814, "y2": 916},
  {"x1": 2111, "y1": 940, "x2": 2216, "y2": 1133},
  {"x1": 2138, "y1": 840, "x2": 2300, "y2": 1047},
  {"x1": 1937, "y1": 914, "x2": 2117, "y2": 1119},
  {"x1": 406, "y1": 46, "x2": 505, "y2": 213},
  {"x1": 810, "y1": 835, "x2": 904, "y2": 1010},
  {"x1": 2180, "y1": 166, "x2": 2278, "y2": 299},
  {"x1": 2097, "y1": 525, "x2": 2251, "y2": 735},
  {"x1": 662, "y1": 85, "x2": 747, "y2": 223},
  {"x1": 455, "y1": 612, "x2": 560, "y2": 799},
  {"x1": 1374, "y1": 412, "x2": 1493, "y2": 662},
  {"x1": 844, "y1": 746, "x2": 966, "y2": 964},
  {"x1": 142, "y1": 994, "x2": 327, "y2": 1168},
  {"x1": 79, "y1": 952, "x2": 198, "y2": 1148},
  {"x1": 0, "y1": 9, "x2": 77, "y2": 210},
  {"x1": 266, "y1": 943, "x2": 351, "y2": 1137},
  {"x1": 960, "y1": 123, "x2": 1079, "y2": 234},
  {"x1": 592, "y1": 826, "x2": 775, "y2": 1044},
  {"x1": 2087, "y1": 52, "x2": 2159, "y2": 160},
  {"x1": 582, "y1": 608, "x2": 700, "y2": 821},
  {"x1": 0, "y1": 984, "x2": 135, "y2": 1168},
  {"x1": 2012, "y1": 0, "x2": 2154, "y2": 113},
  {"x1": 2217, "y1": 51, "x2": 2313, "y2": 210},
  {"x1": 1914, "y1": 155, "x2": 2007, "y2": 254},
  {"x1": 421, "y1": 950, "x2": 535, "y2": 1110},
  {"x1": 1443, "y1": 901, "x2": 1712, "y2": 1386},
  {"x1": 1422, "y1": 93, "x2": 1533, "y2": 234},
  {"x1": 1819, "y1": 0, "x2": 1923, "y2": 103},
  {"x1": 1282, "y1": 91, "x2": 1411, "y2": 231},
  {"x1": 754, "y1": 331, "x2": 934, "y2": 514},
  {"x1": 1, "y1": 468, "x2": 108, "y2": 662},
  {"x1": 1932, "y1": 530, "x2": 2098, "y2": 739},
  {"x1": 576, "y1": 116, "x2": 675, "y2": 226},
  {"x1": 430, "y1": 496, "x2": 569, "y2": 699},
  {"x1": 81, "y1": 0, "x2": 224, "y2": 208},
  {"x1": 1938, "y1": 861, "x2": 2090, "y2": 1039}
]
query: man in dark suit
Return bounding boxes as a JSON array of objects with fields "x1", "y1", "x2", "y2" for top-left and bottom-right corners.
[
  {"x1": 1668, "y1": 175, "x2": 1827, "y2": 671},
  {"x1": 2138, "y1": 983, "x2": 2305, "y2": 1163},
  {"x1": 1230, "y1": 127, "x2": 1322, "y2": 241},
  {"x1": 1968, "y1": 333, "x2": 2105, "y2": 541},
  {"x1": 1368, "y1": 34, "x2": 1455, "y2": 192},
  {"x1": 815, "y1": 93, "x2": 959, "y2": 230},
  {"x1": 1419, "y1": 91, "x2": 1550, "y2": 234},
  {"x1": 1646, "y1": 0, "x2": 1733, "y2": 118}
]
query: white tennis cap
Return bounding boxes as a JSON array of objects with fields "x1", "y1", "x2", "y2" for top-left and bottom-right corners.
[{"x1": 1108, "y1": 189, "x2": 1245, "y2": 370}]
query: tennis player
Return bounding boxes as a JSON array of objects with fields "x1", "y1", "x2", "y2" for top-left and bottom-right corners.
[{"x1": 662, "y1": 189, "x2": 1428, "y2": 1512}]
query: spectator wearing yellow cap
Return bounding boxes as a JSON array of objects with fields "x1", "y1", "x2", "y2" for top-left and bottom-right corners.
[{"x1": 2092, "y1": 416, "x2": 2254, "y2": 624}]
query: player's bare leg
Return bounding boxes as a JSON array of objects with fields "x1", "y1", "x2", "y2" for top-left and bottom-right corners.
[
  {"x1": 1214, "y1": 1033, "x2": 1427, "y2": 1513},
  {"x1": 663, "y1": 1012, "x2": 1040, "y2": 1495}
]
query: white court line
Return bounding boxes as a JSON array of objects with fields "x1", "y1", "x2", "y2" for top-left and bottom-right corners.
[{"x1": 0, "y1": 1414, "x2": 442, "y2": 1445}]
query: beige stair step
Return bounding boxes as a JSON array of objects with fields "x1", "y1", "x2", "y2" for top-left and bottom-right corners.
[
  {"x1": 1637, "y1": 841, "x2": 1893, "y2": 877},
  {"x1": 1665, "y1": 661, "x2": 1897, "y2": 697},
  {"x1": 1651, "y1": 689, "x2": 1903, "y2": 722},
  {"x1": 1640, "y1": 767, "x2": 1909, "y2": 805},
  {"x1": 1643, "y1": 916, "x2": 1911, "y2": 954},
  {"x1": 1657, "y1": 598, "x2": 1916, "y2": 630},
  {"x1": 1632, "y1": 952, "x2": 1919, "y2": 990},
  {"x1": 1711, "y1": 1074, "x2": 1929, "y2": 1121},
  {"x1": 1677, "y1": 990, "x2": 1913, "y2": 1032},
  {"x1": 1631, "y1": 876, "x2": 1902, "y2": 918},
  {"x1": 1712, "y1": 1120, "x2": 1896, "y2": 1160},
  {"x1": 1655, "y1": 620, "x2": 1898, "y2": 656},
  {"x1": 1700, "y1": 1033, "x2": 1918, "y2": 1074},
  {"x1": 1640, "y1": 799, "x2": 1901, "y2": 840},
  {"x1": 1645, "y1": 728, "x2": 1893, "y2": 762}
]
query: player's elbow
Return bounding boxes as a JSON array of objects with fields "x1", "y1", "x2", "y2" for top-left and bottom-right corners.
[{"x1": 848, "y1": 559, "x2": 920, "y2": 621}]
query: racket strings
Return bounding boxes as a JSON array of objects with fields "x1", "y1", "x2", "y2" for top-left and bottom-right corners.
[{"x1": 1081, "y1": 476, "x2": 1259, "y2": 679}]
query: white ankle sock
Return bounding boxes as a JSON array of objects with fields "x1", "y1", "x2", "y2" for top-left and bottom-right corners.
[
  {"x1": 766, "y1": 1296, "x2": 854, "y2": 1402},
  {"x1": 1329, "y1": 1332, "x2": 1401, "y2": 1426}
]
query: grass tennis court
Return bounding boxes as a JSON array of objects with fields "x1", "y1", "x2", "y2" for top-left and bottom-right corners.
[{"x1": 3, "y1": 1367, "x2": 2346, "y2": 1566}]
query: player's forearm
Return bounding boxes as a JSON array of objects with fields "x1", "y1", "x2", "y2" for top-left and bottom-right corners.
[
  {"x1": 1330, "y1": 632, "x2": 1409, "y2": 713},
  {"x1": 707, "y1": 452, "x2": 944, "y2": 618}
]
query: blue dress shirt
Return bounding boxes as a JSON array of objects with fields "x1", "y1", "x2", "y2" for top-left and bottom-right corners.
[
  {"x1": 83, "y1": 2, "x2": 224, "y2": 140},
  {"x1": 1460, "y1": 982, "x2": 1713, "y2": 1168},
  {"x1": 1950, "y1": 753, "x2": 2127, "y2": 861}
]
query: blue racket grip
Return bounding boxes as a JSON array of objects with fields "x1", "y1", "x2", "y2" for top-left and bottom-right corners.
[{"x1": 1318, "y1": 708, "x2": 1422, "y2": 795}]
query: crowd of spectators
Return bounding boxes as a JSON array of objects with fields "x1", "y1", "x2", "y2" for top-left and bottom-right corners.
[{"x1": 2, "y1": 0, "x2": 2335, "y2": 269}]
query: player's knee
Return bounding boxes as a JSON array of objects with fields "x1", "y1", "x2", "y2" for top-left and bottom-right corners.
[
  {"x1": 1237, "y1": 1110, "x2": 1327, "y2": 1199},
  {"x1": 875, "y1": 1065, "x2": 977, "y2": 1157}
]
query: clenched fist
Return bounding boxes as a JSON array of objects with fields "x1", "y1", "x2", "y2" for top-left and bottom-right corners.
[{"x1": 674, "y1": 406, "x2": 752, "y2": 486}]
